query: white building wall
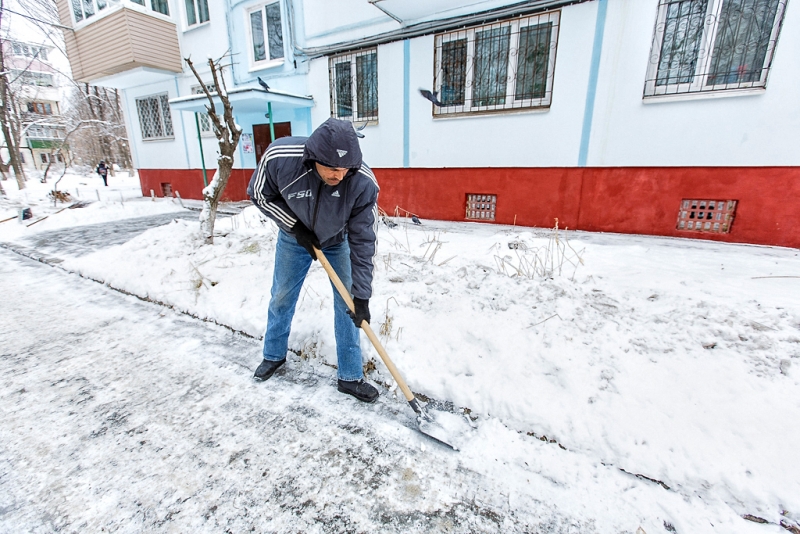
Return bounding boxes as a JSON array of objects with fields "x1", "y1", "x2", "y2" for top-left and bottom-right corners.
[
  {"x1": 588, "y1": 0, "x2": 800, "y2": 167},
  {"x1": 305, "y1": 0, "x2": 799, "y2": 169}
]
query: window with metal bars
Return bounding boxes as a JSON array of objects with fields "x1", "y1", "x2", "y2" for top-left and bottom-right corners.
[
  {"x1": 676, "y1": 199, "x2": 737, "y2": 233},
  {"x1": 433, "y1": 11, "x2": 560, "y2": 116},
  {"x1": 329, "y1": 49, "x2": 378, "y2": 122},
  {"x1": 191, "y1": 84, "x2": 216, "y2": 136},
  {"x1": 466, "y1": 194, "x2": 497, "y2": 221},
  {"x1": 645, "y1": 0, "x2": 787, "y2": 97},
  {"x1": 135, "y1": 94, "x2": 174, "y2": 140}
]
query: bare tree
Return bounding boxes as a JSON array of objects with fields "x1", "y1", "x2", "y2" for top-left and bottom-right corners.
[
  {"x1": 0, "y1": 0, "x2": 27, "y2": 189},
  {"x1": 63, "y1": 85, "x2": 132, "y2": 170},
  {"x1": 185, "y1": 54, "x2": 242, "y2": 245}
]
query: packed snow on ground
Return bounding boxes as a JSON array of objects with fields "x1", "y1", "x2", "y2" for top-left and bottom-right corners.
[
  {"x1": 0, "y1": 169, "x2": 188, "y2": 241},
  {"x1": 2, "y1": 173, "x2": 799, "y2": 532}
]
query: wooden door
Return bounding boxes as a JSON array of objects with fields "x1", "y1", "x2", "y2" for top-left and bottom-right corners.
[{"x1": 253, "y1": 122, "x2": 292, "y2": 162}]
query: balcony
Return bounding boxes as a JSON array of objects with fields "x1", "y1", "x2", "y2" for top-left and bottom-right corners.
[{"x1": 55, "y1": 0, "x2": 182, "y2": 87}]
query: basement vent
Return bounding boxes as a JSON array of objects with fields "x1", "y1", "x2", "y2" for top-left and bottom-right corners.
[
  {"x1": 676, "y1": 199, "x2": 737, "y2": 233},
  {"x1": 161, "y1": 183, "x2": 173, "y2": 197},
  {"x1": 466, "y1": 194, "x2": 497, "y2": 221}
]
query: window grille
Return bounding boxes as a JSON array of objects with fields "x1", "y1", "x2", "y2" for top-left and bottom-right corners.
[
  {"x1": 466, "y1": 194, "x2": 497, "y2": 221},
  {"x1": 191, "y1": 84, "x2": 216, "y2": 135},
  {"x1": 676, "y1": 199, "x2": 737, "y2": 233},
  {"x1": 329, "y1": 49, "x2": 378, "y2": 122},
  {"x1": 249, "y1": 2, "x2": 284, "y2": 64},
  {"x1": 135, "y1": 94, "x2": 174, "y2": 139},
  {"x1": 645, "y1": 0, "x2": 787, "y2": 97},
  {"x1": 433, "y1": 11, "x2": 560, "y2": 116},
  {"x1": 186, "y1": 0, "x2": 209, "y2": 25}
]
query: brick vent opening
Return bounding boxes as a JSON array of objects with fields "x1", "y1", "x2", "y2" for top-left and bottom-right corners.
[
  {"x1": 161, "y1": 183, "x2": 173, "y2": 197},
  {"x1": 677, "y1": 199, "x2": 737, "y2": 233},
  {"x1": 466, "y1": 194, "x2": 496, "y2": 221}
]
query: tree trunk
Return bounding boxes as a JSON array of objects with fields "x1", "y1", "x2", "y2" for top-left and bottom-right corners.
[{"x1": 0, "y1": 0, "x2": 26, "y2": 189}]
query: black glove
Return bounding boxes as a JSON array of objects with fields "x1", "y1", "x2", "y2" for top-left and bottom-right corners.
[
  {"x1": 347, "y1": 297, "x2": 370, "y2": 328},
  {"x1": 292, "y1": 220, "x2": 320, "y2": 260}
]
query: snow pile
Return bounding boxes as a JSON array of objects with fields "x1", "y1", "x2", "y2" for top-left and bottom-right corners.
[
  {"x1": 52, "y1": 204, "x2": 800, "y2": 529},
  {"x1": 3, "y1": 175, "x2": 799, "y2": 531}
]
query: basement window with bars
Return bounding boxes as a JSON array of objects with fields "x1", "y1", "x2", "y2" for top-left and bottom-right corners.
[
  {"x1": 329, "y1": 49, "x2": 379, "y2": 123},
  {"x1": 676, "y1": 199, "x2": 737, "y2": 233},
  {"x1": 644, "y1": 0, "x2": 788, "y2": 98},
  {"x1": 135, "y1": 94, "x2": 174, "y2": 140},
  {"x1": 433, "y1": 11, "x2": 560, "y2": 116},
  {"x1": 466, "y1": 194, "x2": 497, "y2": 221}
]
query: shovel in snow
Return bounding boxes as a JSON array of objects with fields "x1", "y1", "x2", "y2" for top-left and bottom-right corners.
[{"x1": 315, "y1": 247, "x2": 471, "y2": 451}]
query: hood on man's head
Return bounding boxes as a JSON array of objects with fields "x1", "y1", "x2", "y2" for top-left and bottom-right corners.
[{"x1": 304, "y1": 118, "x2": 362, "y2": 170}]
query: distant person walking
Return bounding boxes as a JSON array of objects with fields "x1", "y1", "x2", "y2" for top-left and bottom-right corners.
[{"x1": 96, "y1": 161, "x2": 109, "y2": 187}]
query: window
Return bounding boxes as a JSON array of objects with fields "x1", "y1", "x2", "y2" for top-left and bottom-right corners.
[
  {"x1": 191, "y1": 84, "x2": 216, "y2": 135},
  {"x1": 328, "y1": 49, "x2": 378, "y2": 122},
  {"x1": 185, "y1": 0, "x2": 209, "y2": 26},
  {"x1": 13, "y1": 70, "x2": 54, "y2": 87},
  {"x1": 135, "y1": 94, "x2": 174, "y2": 139},
  {"x1": 26, "y1": 102, "x2": 54, "y2": 115},
  {"x1": 151, "y1": 0, "x2": 169, "y2": 16},
  {"x1": 645, "y1": 0, "x2": 787, "y2": 97},
  {"x1": 249, "y1": 2, "x2": 284, "y2": 65},
  {"x1": 433, "y1": 11, "x2": 560, "y2": 116},
  {"x1": 72, "y1": 0, "x2": 169, "y2": 23},
  {"x1": 40, "y1": 153, "x2": 49, "y2": 163},
  {"x1": 11, "y1": 43, "x2": 47, "y2": 60}
]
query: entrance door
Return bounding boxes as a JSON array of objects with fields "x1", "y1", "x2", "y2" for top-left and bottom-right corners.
[{"x1": 253, "y1": 122, "x2": 292, "y2": 162}]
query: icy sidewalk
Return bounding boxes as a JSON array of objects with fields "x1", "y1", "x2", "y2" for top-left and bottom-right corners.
[
  {"x1": 0, "y1": 250, "x2": 689, "y2": 533},
  {"x1": 3, "y1": 172, "x2": 800, "y2": 531}
]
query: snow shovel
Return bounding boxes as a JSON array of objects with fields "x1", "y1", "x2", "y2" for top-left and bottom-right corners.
[{"x1": 315, "y1": 246, "x2": 471, "y2": 451}]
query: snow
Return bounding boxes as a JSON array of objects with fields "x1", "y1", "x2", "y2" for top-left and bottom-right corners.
[{"x1": 2, "y1": 171, "x2": 799, "y2": 532}]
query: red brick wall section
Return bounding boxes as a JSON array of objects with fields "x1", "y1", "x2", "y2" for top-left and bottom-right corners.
[
  {"x1": 137, "y1": 167, "x2": 800, "y2": 249},
  {"x1": 138, "y1": 168, "x2": 254, "y2": 202},
  {"x1": 373, "y1": 167, "x2": 800, "y2": 249}
]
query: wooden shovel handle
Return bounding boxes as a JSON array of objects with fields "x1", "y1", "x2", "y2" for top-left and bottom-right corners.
[{"x1": 314, "y1": 247, "x2": 416, "y2": 403}]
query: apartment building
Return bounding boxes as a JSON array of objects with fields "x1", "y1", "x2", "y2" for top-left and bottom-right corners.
[
  {"x1": 4, "y1": 40, "x2": 68, "y2": 170},
  {"x1": 56, "y1": 0, "x2": 800, "y2": 248}
]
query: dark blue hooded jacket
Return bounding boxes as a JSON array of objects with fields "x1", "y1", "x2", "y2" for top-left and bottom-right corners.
[{"x1": 247, "y1": 118, "x2": 379, "y2": 299}]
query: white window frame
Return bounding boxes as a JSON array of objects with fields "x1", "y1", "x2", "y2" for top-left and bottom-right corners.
[
  {"x1": 432, "y1": 11, "x2": 560, "y2": 116},
  {"x1": 644, "y1": 0, "x2": 787, "y2": 98},
  {"x1": 246, "y1": 2, "x2": 285, "y2": 70},
  {"x1": 184, "y1": 0, "x2": 209, "y2": 28},
  {"x1": 69, "y1": 0, "x2": 172, "y2": 27},
  {"x1": 328, "y1": 48, "x2": 379, "y2": 123},
  {"x1": 135, "y1": 93, "x2": 175, "y2": 141}
]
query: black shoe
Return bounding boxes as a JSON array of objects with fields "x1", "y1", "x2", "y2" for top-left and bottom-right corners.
[
  {"x1": 337, "y1": 379, "x2": 379, "y2": 403},
  {"x1": 253, "y1": 358, "x2": 285, "y2": 381}
]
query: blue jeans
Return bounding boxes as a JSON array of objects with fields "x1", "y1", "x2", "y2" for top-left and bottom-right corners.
[{"x1": 262, "y1": 230, "x2": 363, "y2": 381}]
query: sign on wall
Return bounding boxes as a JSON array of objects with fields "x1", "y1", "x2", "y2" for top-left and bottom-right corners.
[{"x1": 241, "y1": 133, "x2": 254, "y2": 154}]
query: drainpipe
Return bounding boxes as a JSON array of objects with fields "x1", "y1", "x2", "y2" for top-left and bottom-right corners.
[
  {"x1": 268, "y1": 102, "x2": 275, "y2": 142},
  {"x1": 195, "y1": 113, "x2": 208, "y2": 187}
]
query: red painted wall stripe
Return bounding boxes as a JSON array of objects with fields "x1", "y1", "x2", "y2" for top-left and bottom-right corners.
[{"x1": 137, "y1": 167, "x2": 800, "y2": 249}]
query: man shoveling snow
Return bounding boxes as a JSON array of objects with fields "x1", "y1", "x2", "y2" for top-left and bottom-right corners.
[{"x1": 247, "y1": 118, "x2": 380, "y2": 403}]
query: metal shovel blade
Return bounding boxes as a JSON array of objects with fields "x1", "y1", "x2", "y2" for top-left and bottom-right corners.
[{"x1": 415, "y1": 405, "x2": 473, "y2": 451}]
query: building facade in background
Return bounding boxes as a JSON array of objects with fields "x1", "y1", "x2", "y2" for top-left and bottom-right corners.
[
  {"x1": 4, "y1": 40, "x2": 69, "y2": 170},
  {"x1": 55, "y1": 0, "x2": 799, "y2": 248}
]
